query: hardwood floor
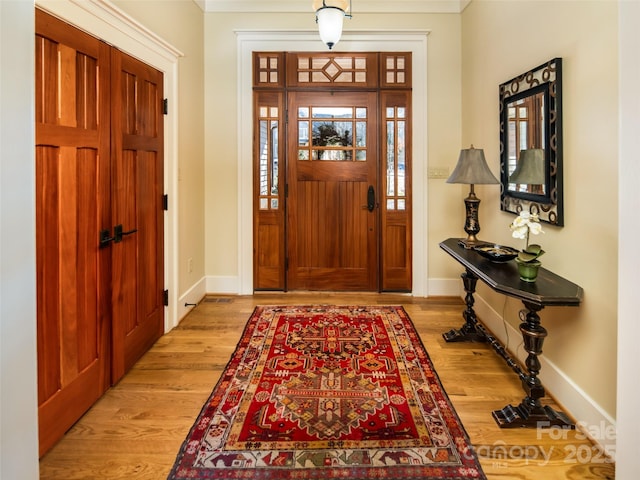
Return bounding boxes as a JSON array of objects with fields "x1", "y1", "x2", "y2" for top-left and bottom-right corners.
[{"x1": 39, "y1": 293, "x2": 615, "y2": 479}]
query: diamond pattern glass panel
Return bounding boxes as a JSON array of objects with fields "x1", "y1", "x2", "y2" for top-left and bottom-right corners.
[{"x1": 296, "y1": 56, "x2": 367, "y2": 84}]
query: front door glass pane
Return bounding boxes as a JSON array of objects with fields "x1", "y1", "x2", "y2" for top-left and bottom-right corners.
[{"x1": 297, "y1": 106, "x2": 367, "y2": 162}]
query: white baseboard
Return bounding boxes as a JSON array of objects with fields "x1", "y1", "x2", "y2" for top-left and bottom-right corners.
[
  {"x1": 175, "y1": 276, "x2": 207, "y2": 327},
  {"x1": 473, "y1": 295, "x2": 616, "y2": 453}
]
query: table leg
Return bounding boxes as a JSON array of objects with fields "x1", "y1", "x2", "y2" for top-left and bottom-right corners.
[
  {"x1": 492, "y1": 301, "x2": 574, "y2": 428},
  {"x1": 442, "y1": 269, "x2": 486, "y2": 343}
]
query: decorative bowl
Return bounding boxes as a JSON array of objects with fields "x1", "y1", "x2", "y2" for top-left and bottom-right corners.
[{"x1": 473, "y1": 244, "x2": 519, "y2": 263}]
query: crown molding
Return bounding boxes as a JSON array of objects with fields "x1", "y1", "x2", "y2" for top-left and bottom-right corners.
[
  {"x1": 37, "y1": 0, "x2": 184, "y2": 60},
  {"x1": 194, "y1": 0, "x2": 471, "y2": 14}
]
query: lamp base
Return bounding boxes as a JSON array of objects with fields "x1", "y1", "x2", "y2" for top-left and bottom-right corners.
[
  {"x1": 457, "y1": 237, "x2": 484, "y2": 249},
  {"x1": 460, "y1": 190, "x2": 482, "y2": 249}
]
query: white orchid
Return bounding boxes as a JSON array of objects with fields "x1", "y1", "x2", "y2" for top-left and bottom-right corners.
[
  {"x1": 510, "y1": 211, "x2": 545, "y2": 262},
  {"x1": 510, "y1": 211, "x2": 543, "y2": 245}
]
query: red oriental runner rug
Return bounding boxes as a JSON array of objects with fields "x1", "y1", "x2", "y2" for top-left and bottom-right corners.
[{"x1": 167, "y1": 305, "x2": 486, "y2": 480}]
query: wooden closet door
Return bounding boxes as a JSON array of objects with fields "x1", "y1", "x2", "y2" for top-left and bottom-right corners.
[
  {"x1": 36, "y1": 10, "x2": 165, "y2": 455},
  {"x1": 110, "y1": 49, "x2": 165, "y2": 382},
  {"x1": 35, "y1": 10, "x2": 112, "y2": 456}
]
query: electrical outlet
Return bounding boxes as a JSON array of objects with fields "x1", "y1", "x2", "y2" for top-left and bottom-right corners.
[{"x1": 187, "y1": 257, "x2": 193, "y2": 273}]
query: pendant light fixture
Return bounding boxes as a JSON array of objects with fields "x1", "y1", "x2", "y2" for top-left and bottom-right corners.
[{"x1": 313, "y1": 0, "x2": 352, "y2": 50}]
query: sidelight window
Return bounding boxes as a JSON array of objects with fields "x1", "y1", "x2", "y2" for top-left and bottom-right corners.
[
  {"x1": 258, "y1": 106, "x2": 279, "y2": 210},
  {"x1": 385, "y1": 106, "x2": 406, "y2": 211}
]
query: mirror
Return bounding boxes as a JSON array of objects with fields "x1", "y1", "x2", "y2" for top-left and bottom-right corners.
[{"x1": 500, "y1": 58, "x2": 563, "y2": 226}]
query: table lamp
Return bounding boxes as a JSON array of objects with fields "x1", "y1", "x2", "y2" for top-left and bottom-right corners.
[{"x1": 446, "y1": 146, "x2": 499, "y2": 248}]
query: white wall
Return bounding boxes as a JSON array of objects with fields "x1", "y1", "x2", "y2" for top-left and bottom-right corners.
[{"x1": 0, "y1": 0, "x2": 39, "y2": 478}]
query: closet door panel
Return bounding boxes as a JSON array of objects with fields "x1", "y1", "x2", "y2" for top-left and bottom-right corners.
[
  {"x1": 35, "y1": 9, "x2": 111, "y2": 456},
  {"x1": 110, "y1": 49, "x2": 165, "y2": 383}
]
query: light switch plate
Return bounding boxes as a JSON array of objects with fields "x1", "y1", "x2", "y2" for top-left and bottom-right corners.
[{"x1": 428, "y1": 167, "x2": 449, "y2": 179}]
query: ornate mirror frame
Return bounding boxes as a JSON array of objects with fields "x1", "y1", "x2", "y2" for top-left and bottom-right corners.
[{"x1": 499, "y1": 58, "x2": 563, "y2": 226}]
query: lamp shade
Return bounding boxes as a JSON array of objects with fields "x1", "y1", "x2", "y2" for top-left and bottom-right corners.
[
  {"x1": 316, "y1": 6, "x2": 345, "y2": 49},
  {"x1": 446, "y1": 147, "x2": 499, "y2": 185},
  {"x1": 509, "y1": 148, "x2": 545, "y2": 184}
]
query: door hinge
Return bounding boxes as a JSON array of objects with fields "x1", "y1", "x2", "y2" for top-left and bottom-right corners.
[
  {"x1": 163, "y1": 194, "x2": 168, "y2": 211},
  {"x1": 163, "y1": 289, "x2": 169, "y2": 306},
  {"x1": 163, "y1": 98, "x2": 168, "y2": 115}
]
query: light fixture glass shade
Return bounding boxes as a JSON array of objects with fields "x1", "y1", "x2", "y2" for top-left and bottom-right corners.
[
  {"x1": 316, "y1": 6, "x2": 345, "y2": 49},
  {"x1": 446, "y1": 147, "x2": 499, "y2": 185},
  {"x1": 509, "y1": 148, "x2": 545, "y2": 184}
]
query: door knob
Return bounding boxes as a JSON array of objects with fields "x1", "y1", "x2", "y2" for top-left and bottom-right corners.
[
  {"x1": 114, "y1": 224, "x2": 138, "y2": 243},
  {"x1": 367, "y1": 185, "x2": 376, "y2": 212},
  {"x1": 99, "y1": 229, "x2": 115, "y2": 248}
]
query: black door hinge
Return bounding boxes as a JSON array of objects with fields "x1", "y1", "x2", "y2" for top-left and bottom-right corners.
[
  {"x1": 163, "y1": 289, "x2": 169, "y2": 306},
  {"x1": 163, "y1": 194, "x2": 168, "y2": 211},
  {"x1": 163, "y1": 98, "x2": 168, "y2": 115}
]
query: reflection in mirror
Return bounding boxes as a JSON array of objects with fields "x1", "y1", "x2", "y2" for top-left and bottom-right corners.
[
  {"x1": 506, "y1": 90, "x2": 546, "y2": 195},
  {"x1": 500, "y1": 58, "x2": 563, "y2": 226},
  {"x1": 509, "y1": 148, "x2": 545, "y2": 194}
]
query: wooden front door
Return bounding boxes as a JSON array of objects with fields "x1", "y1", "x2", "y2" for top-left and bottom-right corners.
[
  {"x1": 287, "y1": 91, "x2": 379, "y2": 290},
  {"x1": 35, "y1": 10, "x2": 164, "y2": 455}
]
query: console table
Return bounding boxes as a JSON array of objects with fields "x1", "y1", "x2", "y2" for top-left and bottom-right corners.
[{"x1": 439, "y1": 238, "x2": 583, "y2": 429}]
